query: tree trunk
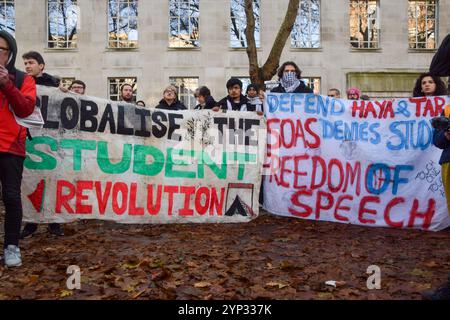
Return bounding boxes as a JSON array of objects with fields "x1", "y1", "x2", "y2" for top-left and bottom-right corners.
[{"x1": 244, "y1": 0, "x2": 300, "y2": 88}]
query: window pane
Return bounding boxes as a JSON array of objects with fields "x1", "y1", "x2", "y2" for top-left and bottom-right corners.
[
  {"x1": 349, "y1": 0, "x2": 379, "y2": 49},
  {"x1": 302, "y1": 77, "x2": 321, "y2": 94},
  {"x1": 108, "y1": 0, "x2": 138, "y2": 48},
  {"x1": 169, "y1": 0, "x2": 199, "y2": 48},
  {"x1": 408, "y1": 0, "x2": 437, "y2": 49},
  {"x1": 48, "y1": 0, "x2": 78, "y2": 49},
  {"x1": 108, "y1": 77, "x2": 137, "y2": 101},
  {"x1": 292, "y1": 0, "x2": 321, "y2": 48},
  {"x1": 169, "y1": 77, "x2": 199, "y2": 109},
  {"x1": 230, "y1": 0, "x2": 260, "y2": 48},
  {"x1": 0, "y1": 0, "x2": 14, "y2": 36}
]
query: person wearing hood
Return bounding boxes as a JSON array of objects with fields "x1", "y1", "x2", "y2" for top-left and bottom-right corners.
[
  {"x1": 346, "y1": 87, "x2": 361, "y2": 100},
  {"x1": 155, "y1": 85, "x2": 187, "y2": 110},
  {"x1": 22, "y1": 51, "x2": 61, "y2": 88},
  {"x1": 0, "y1": 31, "x2": 37, "y2": 267},
  {"x1": 194, "y1": 86, "x2": 217, "y2": 110},
  {"x1": 271, "y1": 61, "x2": 313, "y2": 94},
  {"x1": 218, "y1": 78, "x2": 254, "y2": 111},
  {"x1": 21, "y1": 51, "x2": 65, "y2": 238},
  {"x1": 246, "y1": 83, "x2": 264, "y2": 114}
]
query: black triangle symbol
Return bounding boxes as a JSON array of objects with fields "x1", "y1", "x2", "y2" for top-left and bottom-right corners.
[{"x1": 225, "y1": 195, "x2": 249, "y2": 217}]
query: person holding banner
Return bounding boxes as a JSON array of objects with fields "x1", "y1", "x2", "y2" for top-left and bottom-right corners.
[
  {"x1": 0, "y1": 31, "x2": 37, "y2": 267},
  {"x1": 218, "y1": 78, "x2": 253, "y2": 111},
  {"x1": 194, "y1": 86, "x2": 217, "y2": 110},
  {"x1": 422, "y1": 38, "x2": 450, "y2": 299},
  {"x1": 155, "y1": 85, "x2": 187, "y2": 110},
  {"x1": 412, "y1": 73, "x2": 447, "y2": 97},
  {"x1": 271, "y1": 61, "x2": 313, "y2": 94},
  {"x1": 21, "y1": 51, "x2": 65, "y2": 238},
  {"x1": 346, "y1": 87, "x2": 361, "y2": 100},
  {"x1": 120, "y1": 83, "x2": 135, "y2": 103},
  {"x1": 246, "y1": 83, "x2": 264, "y2": 114}
]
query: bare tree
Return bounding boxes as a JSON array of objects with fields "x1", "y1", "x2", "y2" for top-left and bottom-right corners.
[{"x1": 244, "y1": 0, "x2": 300, "y2": 87}]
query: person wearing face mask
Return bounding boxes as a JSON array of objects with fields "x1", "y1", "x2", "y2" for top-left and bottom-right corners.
[
  {"x1": 271, "y1": 61, "x2": 313, "y2": 94},
  {"x1": 412, "y1": 73, "x2": 447, "y2": 97}
]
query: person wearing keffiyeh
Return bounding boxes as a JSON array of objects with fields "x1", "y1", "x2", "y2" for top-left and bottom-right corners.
[{"x1": 271, "y1": 61, "x2": 313, "y2": 94}]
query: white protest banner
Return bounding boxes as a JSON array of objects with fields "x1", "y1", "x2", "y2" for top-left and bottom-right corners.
[
  {"x1": 22, "y1": 86, "x2": 266, "y2": 224},
  {"x1": 263, "y1": 92, "x2": 450, "y2": 231}
]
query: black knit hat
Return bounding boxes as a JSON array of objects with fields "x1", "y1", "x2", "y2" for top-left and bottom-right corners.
[{"x1": 246, "y1": 83, "x2": 259, "y2": 94}]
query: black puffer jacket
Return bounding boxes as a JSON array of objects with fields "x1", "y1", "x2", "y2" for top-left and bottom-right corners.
[{"x1": 155, "y1": 99, "x2": 187, "y2": 110}]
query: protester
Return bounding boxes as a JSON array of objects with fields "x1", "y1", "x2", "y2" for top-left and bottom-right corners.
[
  {"x1": 194, "y1": 86, "x2": 217, "y2": 110},
  {"x1": 360, "y1": 94, "x2": 370, "y2": 100},
  {"x1": 271, "y1": 61, "x2": 313, "y2": 93},
  {"x1": 346, "y1": 87, "x2": 361, "y2": 100},
  {"x1": 120, "y1": 83, "x2": 135, "y2": 103},
  {"x1": 421, "y1": 35, "x2": 450, "y2": 300},
  {"x1": 246, "y1": 83, "x2": 263, "y2": 114},
  {"x1": 412, "y1": 73, "x2": 447, "y2": 97},
  {"x1": 155, "y1": 85, "x2": 187, "y2": 110},
  {"x1": 327, "y1": 88, "x2": 341, "y2": 98},
  {"x1": 430, "y1": 33, "x2": 450, "y2": 93},
  {"x1": 69, "y1": 80, "x2": 86, "y2": 95},
  {"x1": 21, "y1": 51, "x2": 65, "y2": 238},
  {"x1": 218, "y1": 78, "x2": 253, "y2": 111},
  {"x1": 22, "y1": 51, "x2": 60, "y2": 88},
  {"x1": 0, "y1": 31, "x2": 37, "y2": 267},
  {"x1": 136, "y1": 100, "x2": 146, "y2": 107}
]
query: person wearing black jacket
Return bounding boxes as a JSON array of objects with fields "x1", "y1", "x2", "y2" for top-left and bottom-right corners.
[
  {"x1": 20, "y1": 51, "x2": 65, "y2": 238},
  {"x1": 194, "y1": 86, "x2": 217, "y2": 110},
  {"x1": 155, "y1": 85, "x2": 187, "y2": 110},
  {"x1": 271, "y1": 61, "x2": 313, "y2": 94},
  {"x1": 422, "y1": 34, "x2": 450, "y2": 301},
  {"x1": 218, "y1": 78, "x2": 254, "y2": 112}
]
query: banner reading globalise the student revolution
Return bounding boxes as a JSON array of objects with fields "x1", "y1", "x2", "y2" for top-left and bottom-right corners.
[
  {"x1": 22, "y1": 86, "x2": 266, "y2": 224},
  {"x1": 263, "y1": 92, "x2": 450, "y2": 231}
]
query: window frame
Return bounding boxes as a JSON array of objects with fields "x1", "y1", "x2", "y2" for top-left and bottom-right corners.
[
  {"x1": 408, "y1": 0, "x2": 438, "y2": 50},
  {"x1": 47, "y1": 0, "x2": 79, "y2": 50},
  {"x1": 349, "y1": 0, "x2": 380, "y2": 50},
  {"x1": 168, "y1": 0, "x2": 200, "y2": 49},
  {"x1": 0, "y1": 0, "x2": 15, "y2": 36},
  {"x1": 230, "y1": 0, "x2": 261, "y2": 49},
  {"x1": 291, "y1": 0, "x2": 321, "y2": 49},
  {"x1": 107, "y1": 0, "x2": 139, "y2": 49}
]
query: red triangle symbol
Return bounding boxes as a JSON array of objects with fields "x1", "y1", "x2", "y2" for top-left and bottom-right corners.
[{"x1": 27, "y1": 179, "x2": 46, "y2": 213}]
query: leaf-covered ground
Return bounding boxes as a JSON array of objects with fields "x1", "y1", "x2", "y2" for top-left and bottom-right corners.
[{"x1": 1, "y1": 203, "x2": 450, "y2": 300}]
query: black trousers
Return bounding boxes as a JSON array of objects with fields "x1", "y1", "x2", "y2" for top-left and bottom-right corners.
[{"x1": 0, "y1": 152, "x2": 24, "y2": 248}]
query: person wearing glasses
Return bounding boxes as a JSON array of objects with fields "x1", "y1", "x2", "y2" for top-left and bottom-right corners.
[
  {"x1": 155, "y1": 85, "x2": 187, "y2": 110},
  {"x1": 69, "y1": 80, "x2": 86, "y2": 95},
  {"x1": 0, "y1": 31, "x2": 37, "y2": 267}
]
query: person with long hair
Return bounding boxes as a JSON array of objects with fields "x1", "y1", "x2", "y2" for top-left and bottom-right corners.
[{"x1": 412, "y1": 73, "x2": 447, "y2": 97}]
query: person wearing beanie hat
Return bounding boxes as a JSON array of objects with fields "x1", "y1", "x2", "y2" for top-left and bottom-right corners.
[
  {"x1": 155, "y1": 85, "x2": 187, "y2": 110},
  {"x1": 346, "y1": 87, "x2": 361, "y2": 100},
  {"x1": 246, "y1": 83, "x2": 263, "y2": 114},
  {"x1": 218, "y1": 77, "x2": 254, "y2": 111},
  {"x1": 0, "y1": 30, "x2": 37, "y2": 267}
]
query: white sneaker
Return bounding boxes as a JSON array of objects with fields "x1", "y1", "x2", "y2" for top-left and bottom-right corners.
[{"x1": 4, "y1": 245, "x2": 22, "y2": 267}]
